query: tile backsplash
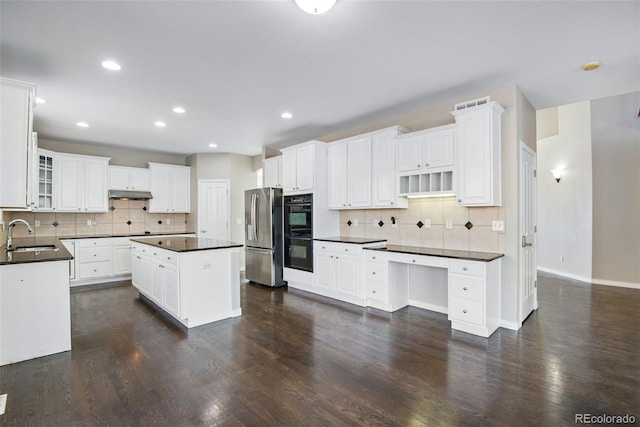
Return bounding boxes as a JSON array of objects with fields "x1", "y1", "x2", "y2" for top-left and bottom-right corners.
[
  {"x1": 340, "y1": 196, "x2": 506, "y2": 253},
  {"x1": 7, "y1": 200, "x2": 187, "y2": 238}
]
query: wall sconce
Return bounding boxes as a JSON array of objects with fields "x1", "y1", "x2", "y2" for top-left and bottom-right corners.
[{"x1": 551, "y1": 169, "x2": 564, "y2": 183}]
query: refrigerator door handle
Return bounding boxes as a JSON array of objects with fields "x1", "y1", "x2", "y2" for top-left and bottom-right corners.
[
  {"x1": 246, "y1": 247, "x2": 273, "y2": 255},
  {"x1": 254, "y1": 194, "x2": 259, "y2": 242},
  {"x1": 251, "y1": 193, "x2": 256, "y2": 241}
]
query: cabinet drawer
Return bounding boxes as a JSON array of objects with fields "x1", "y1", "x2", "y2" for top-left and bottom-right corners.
[
  {"x1": 78, "y1": 238, "x2": 110, "y2": 248},
  {"x1": 367, "y1": 280, "x2": 388, "y2": 302},
  {"x1": 152, "y1": 249, "x2": 178, "y2": 266},
  {"x1": 79, "y1": 261, "x2": 112, "y2": 278},
  {"x1": 79, "y1": 246, "x2": 111, "y2": 263},
  {"x1": 334, "y1": 243, "x2": 362, "y2": 256},
  {"x1": 449, "y1": 297, "x2": 484, "y2": 325},
  {"x1": 449, "y1": 275, "x2": 485, "y2": 301},
  {"x1": 449, "y1": 260, "x2": 484, "y2": 277},
  {"x1": 314, "y1": 241, "x2": 335, "y2": 252},
  {"x1": 366, "y1": 262, "x2": 387, "y2": 282},
  {"x1": 365, "y1": 251, "x2": 386, "y2": 262}
]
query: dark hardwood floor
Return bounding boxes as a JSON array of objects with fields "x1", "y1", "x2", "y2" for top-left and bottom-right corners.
[{"x1": 1, "y1": 273, "x2": 638, "y2": 426}]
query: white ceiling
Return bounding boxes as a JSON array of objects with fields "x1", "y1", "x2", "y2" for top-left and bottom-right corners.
[{"x1": 1, "y1": 1, "x2": 638, "y2": 156}]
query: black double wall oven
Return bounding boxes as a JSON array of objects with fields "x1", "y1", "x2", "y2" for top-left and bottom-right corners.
[{"x1": 283, "y1": 194, "x2": 313, "y2": 272}]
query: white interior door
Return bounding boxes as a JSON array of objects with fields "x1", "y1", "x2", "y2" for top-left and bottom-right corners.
[
  {"x1": 197, "y1": 180, "x2": 230, "y2": 240},
  {"x1": 520, "y1": 142, "x2": 538, "y2": 323}
]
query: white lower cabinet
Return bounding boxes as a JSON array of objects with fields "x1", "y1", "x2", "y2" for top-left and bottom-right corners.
[
  {"x1": 447, "y1": 259, "x2": 501, "y2": 337},
  {"x1": 147, "y1": 247, "x2": 180, "y2": 317},
  {"x1": 112, "y1": 238, "x2": 132, "y2": 276},
  {"x1": 0, "y1": 260, "x2": 71, "y2": 366}
]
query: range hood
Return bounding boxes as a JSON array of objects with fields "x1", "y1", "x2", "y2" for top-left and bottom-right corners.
[{"x1": 108, "y1": 189, "x2": 153, "y2": 200}]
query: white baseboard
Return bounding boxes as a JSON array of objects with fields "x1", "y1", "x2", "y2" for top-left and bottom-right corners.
[
  {"x1": 538, "y1": 267, "x2": 640, "y2": 289},
  {"x1": 499, "y1": 320, "x2": 521, "y2": 331},
  {"x1": 591, "y1": 277, "x2": 640, "y2": 290},
  {"x1": 408, "y1": 300, "x2": 447, "y2": 315}
]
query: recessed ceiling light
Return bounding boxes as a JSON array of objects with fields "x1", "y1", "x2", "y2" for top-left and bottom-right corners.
[
  {"x1": 281, "y1": 112, "x2": 293, "y2": 119},
  {"x1": 101, "y1": 60, "x2": 121, "y2": 71},
  {"x1": 76, "y1": 122, "x2": 90, "y2": 128},
  {"x1": 208, "y1": 143, "x2": 218, "y2": 148},
  {"x1": 172, "y1": 106, "x2": 186, "y2": 114},
  {"x1": 35, "y1": 97, "x2": 47, "y2": 104},
  {"x1": 582, "y1": 61, "x2": 600, "y2": 71},
  {"x1": 154, "y1": 121, "x2": 167, "y2": 128}
]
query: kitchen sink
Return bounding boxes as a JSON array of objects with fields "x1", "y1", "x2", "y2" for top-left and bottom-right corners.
[{"x1": 8, "y1": 245, "x2": 59, "y2": 253}]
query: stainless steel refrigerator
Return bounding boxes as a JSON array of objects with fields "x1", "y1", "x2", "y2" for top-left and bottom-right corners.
[{"x1": 244, "y1": 187, "x2": 285, "y2": 287}]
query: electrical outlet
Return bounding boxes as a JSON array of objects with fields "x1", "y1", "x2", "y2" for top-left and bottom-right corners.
[
  {"x1": 203, "y1": 263, "x2": 213, "y2": 269},
  {"x1": 354, "y1": 219, "x2": 359, "y2": 226},
  {"x1": 445, "y1": 219, "x2": 453, "y2": 230},
  {"x1": 492, "y1": 220, "x2": 505, "y2": 231},
  {"x1": 166, "y1": 218, "x2": 171, "y2": 225},
  {"x1": 92, "y1": 220, "x2": 97, "y2": 226},
  {"x1": 35, "y1": 220, "x2": 41, "y2": 227},
  {"x1": 424, "y1": 219, "x2": 431, "y2": 229},
  {"x1": 86, "y1": 220, "x2": 92, "y2": 226},
  {"x1": 373, "y1": 219, "x2": 378, "y2": 226},
  {"x1": 560, "y1": 255, "x2": 565, "y2": 262}
]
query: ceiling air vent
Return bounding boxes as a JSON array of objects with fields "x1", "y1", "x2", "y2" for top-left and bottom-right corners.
[{"x1": 454, "y1": 96, "x2": 491, "y2": 111}]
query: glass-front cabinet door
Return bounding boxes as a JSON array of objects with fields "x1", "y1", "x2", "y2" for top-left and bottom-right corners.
[{"x1": 36, "y1": 148, "x2": 55, "y2": 210}]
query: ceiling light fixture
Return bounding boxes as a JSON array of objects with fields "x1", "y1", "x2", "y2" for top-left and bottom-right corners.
[
  {"x1": 208, "y1": 143, "x2": 218, "y2": 148},
  {"x1": 101, "y1": 60, "x2": 122, "y2": 71},
  {"x1": 154, "y1": 121, "x2": 167, "y2": 127},
  {"x1": 281, "y1": 112, "x2": 293, "y2": 119},
  {"x1": 582, "y1": 61, "x2": 600, "y2": 71},
  {"x1": 76, "y1": 122, "x2": 90, "y2": 128},
  {"x1": 295, "y1": 0, "x2": 336, "y2": 15},
  {"x1": 172, "y1": 106, "x2": 186, "y2": 114},
  {"x1": 35, "y1": 97, "x2": 47, "y2": 104}
]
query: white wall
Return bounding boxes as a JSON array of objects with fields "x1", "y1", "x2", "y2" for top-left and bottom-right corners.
[{"x1": 537, "y1": 101, "x2": 593, "y2": 281}]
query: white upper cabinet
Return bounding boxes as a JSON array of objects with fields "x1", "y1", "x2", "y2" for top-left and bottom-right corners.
[
  {"x1": 451, "y1": 100, "x2": 503, "y2": 206},
  {"x1": 371, "y1": 127, "x2": 408, "y2": 208},
  {"x1": 396, "y1": 125, "x2": 455, "y2": 173},
  {"x1": 0, "y1": 78, "x2": 36, "y2": 209},
  {"x1": 263, "y1": 156, "x2": 283, "y2": 188},
  {"x1": 148, "y1": 162, "x2": 190, "y2": 213},
  {"x1": 281, "y1": 142, "x2": 317, "y2": 194},
  {"x1": 328, "y1": 137, "x2": 372, "y2": 209},
  {"x1": 109, "y1": 166, "x2": 150, "y2": 191},
  {"x1": 328, "y1": 126, "x2": 407, "y2": 210},
  {"x1": 35, "y1": 148, "x2": 55, "y2": 211},
  {"x1": 56, "y1": 153, "x2": 109, "y2": 212}
]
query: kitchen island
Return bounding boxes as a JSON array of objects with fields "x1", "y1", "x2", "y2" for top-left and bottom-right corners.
[
  {"x1": 130, "y1": 236, "x2": 243, "y2": 328},
  {"x1": 0, "y1": 238, "x2": 73, "y2": 366}
]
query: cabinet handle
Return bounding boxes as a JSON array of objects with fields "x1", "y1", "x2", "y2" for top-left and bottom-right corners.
[
  {"x1": 159, "y1": 265, "x2": 165, "y2": 269},
  {"x1": 417, "y1": 164, "x2": 421, "y2": 168},
  {"x1": 372, "y1": 256, "x2": 376, "y2": 260},
  {"x1": 167, "y1": 257, "x2": 171, "y2": 260},
  {"x1": 458, "y1": 199, "x2": 462, "y2": 203},
  {"x1": 322, "y1": 246, "x2": 325, "y2": 249},
  {"x1": 154, "y1": 253, "x2": 157, "y2": 256},
  {"x1": 463, "y1": 309, "x2": 468, "y2": 314},
  {"x1": 94, "y1": 254, "x2": 97, "y2": 257},
  {"x1": 372, "y1": 272, "x2": 376, "y2": 275},
  {"x1": 412, "y1": 259, "x2": 416, "y2": 263},
  {"x1": 136, "y1": 256, "x2": 141, "y2": 260},
  {"x1": 330, "y1": 256, "x2": 333, "y2": 258},
  {"x1": 372, "y1": 290, "x2": 376, "y2": 294},
  {"x1": 343, "y1": 204, "x2": 346, "y2": 207},
  {"x1": 348, "y1": 204, "x2": 352, "y2": 206},
  {"x1": 463, "y1": 287, "x2": 468, "y2": 291},
  {"x1": 462, "y1": 267, "x2": 468, "y2": 271},
  {"x1": 390, "y1": 202, "x2": 394, "y2": 205},
  {"x1": 344, "y1": 249, "x2": 348, "y2": 252},
  {"x1": 93, "y1": 269, "x2": 97, "y2": 272},
  {"x1": 336, "y1": 256, "x2": 339, "y2": 259},
  {"x1": 425, "y1": 163, "x2": 429, "y2": 167}
]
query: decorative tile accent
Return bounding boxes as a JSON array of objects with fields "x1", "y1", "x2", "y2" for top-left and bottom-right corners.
[
  {"x1": 126, "y1": 220, "x2": 132, "y2": 226},
  {"x1": 465, "y1": 221, "x2": 474, "y2": 230},
  {"x1": 52, "y1": 221, "x2": 59, "y2": 227},
  {"x1": 142, "y1": 206, "x2": 147, "y2": 211},
  {"x1": 347, "y1": 220, "x2": 352, "y2": 227},
  {"x1": 157, "y1": 220, "x2": 163, "y2": 225},
  {"x1": 378, "y1": 220, "x2": 384, "y2": 227},
  {"x1": 417, "y1": 220, "x2": 424, "y2": 229},
  {"x1": 109, "y1": 205, "x2": 116, "y2": 211}
]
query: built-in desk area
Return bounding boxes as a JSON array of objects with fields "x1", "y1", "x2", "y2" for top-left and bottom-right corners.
[
  {"x1": 363, "y1": 245, "x2": 503, "y2": 337},
  {"x1": 305, "y1": 238, "x2": 504, "y2": 338}
]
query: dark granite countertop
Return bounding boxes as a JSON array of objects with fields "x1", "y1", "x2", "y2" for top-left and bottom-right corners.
[
  {"x1": 0, "y1": 237, "x2": 73, "y2": 265},
  {"x1": 57, "y1": 231, "x2": 196, "y2": 240},
  {"x1": 314, "y1": 236, "x2": 387, "y2": 245},
  {"x1": 131, "y1": 236, "x2": 244, "y2": 253},
  {"x1": 364, "y1": 245, "x2": 504, "y2": 262}
]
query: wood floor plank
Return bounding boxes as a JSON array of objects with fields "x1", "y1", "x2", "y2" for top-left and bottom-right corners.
[{"x1": 0, "y1": 273, "x2": 638, "y2": 426}]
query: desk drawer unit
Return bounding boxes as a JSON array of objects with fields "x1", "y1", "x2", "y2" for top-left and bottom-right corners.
[
  {"x1": 449, "y1": 297, "x2": 484, "y2": 325},
  {"x1": 449, "y1": 275, "x2": 484, "y2": 301},
  {"x1": 79, "y1": 261, "x2": 113, "y2": 278}
]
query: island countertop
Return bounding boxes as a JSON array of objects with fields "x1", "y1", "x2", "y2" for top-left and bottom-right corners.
[
  {"x1": 130, "y1": 236, "x2": 243, "y2": 253},
  {"x1": 364, "y1": 244, "x2": 504, "y2": 262},
  {"x1": 0, "y1": 237, "x2": 73, "y2": 265}
]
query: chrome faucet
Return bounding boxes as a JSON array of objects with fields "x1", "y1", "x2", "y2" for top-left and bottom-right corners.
[{"x1": 7, "y1": 219, "x2": 34, "y2": 251}]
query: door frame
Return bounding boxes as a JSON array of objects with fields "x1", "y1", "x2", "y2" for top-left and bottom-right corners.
[
  {"x1": 519, "y1": 142, "x2": 538, "y2": 324},
  {"x1": 197, "y1": 179, "x2": 231, "y2": 241}
]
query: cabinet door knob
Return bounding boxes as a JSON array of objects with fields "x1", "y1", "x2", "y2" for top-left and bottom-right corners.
[
  {"x1": 425, "y1": 163, "x2": 429, "y2": 167},
  {"x1": 372, "y1": 256, "x2": 376, "y2": 260},
  {"x1": 344, "y1": 249, "x2": 348, "y2": 252},
  {"x1": 412, "y1": 259, "x2": 416, "y2": 263},
  {"x1": 463, "y1": 309, "x2": 468, "y2": 314},
  {"x1": 463, "y1": 287, "x2": 468, "y2": 291},
  {"x1": 372, "y1": 290, "x2": 376, "y2": 294},
  {"x1": 462, "y1": 267, "x2": 468, "y2": 271},
  {"x1": 417, "y1": 164, "x2": 421, "y2": 168},
  {"x1": 458, "y1": 199, "x2": 462, "y2": 203},
  {"x1": 390, "y1": 202, "x2": 394, "y2": 205},
  {"x1": 372, "y1": 272, "x2": 376, "y2": 275}
]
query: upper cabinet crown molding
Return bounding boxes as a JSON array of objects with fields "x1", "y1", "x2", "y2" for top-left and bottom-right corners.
[{"x1": 451, "y1": 101, "x2": 504, "y2": 207}]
